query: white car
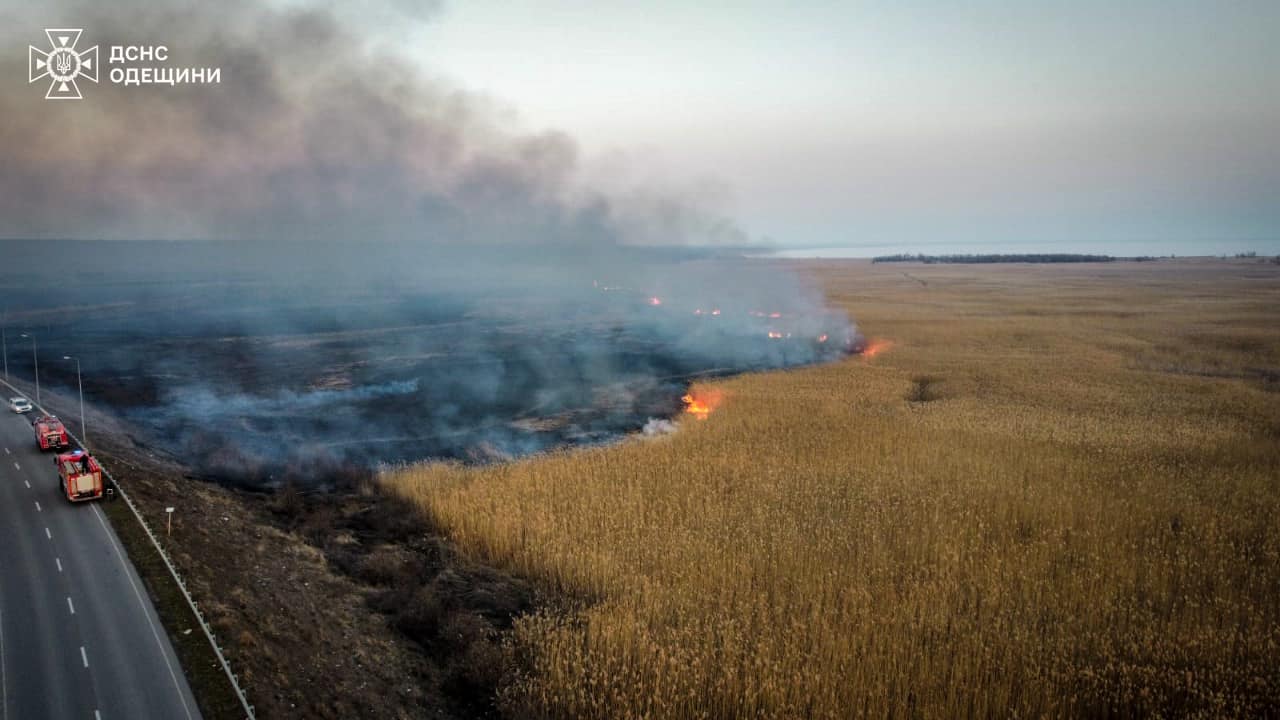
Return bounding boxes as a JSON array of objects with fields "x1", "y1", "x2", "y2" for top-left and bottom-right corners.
[{"x1": 9, "y1": 397, "x2": 33, "y2": 413}]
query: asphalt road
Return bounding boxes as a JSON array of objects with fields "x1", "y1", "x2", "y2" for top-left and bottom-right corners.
[{"x1": 0, "y1": 405, "x2": 201, "y2": 720}]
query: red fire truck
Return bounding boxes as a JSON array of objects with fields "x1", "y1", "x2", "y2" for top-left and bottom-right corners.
[
  {"x1": 55, "y1": 450, "x2": 104, "y2": 502},
  {"x1": 33, "y1": 415, "x2": 70, "y2": 451}
]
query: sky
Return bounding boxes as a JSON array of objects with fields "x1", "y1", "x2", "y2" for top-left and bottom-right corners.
[
  {"x1": 1, "y1": 0, "x2": 1277, "y2": 254},
  {"x1": 415, "y1": 1, "x2": 1280, "y2": 253}
]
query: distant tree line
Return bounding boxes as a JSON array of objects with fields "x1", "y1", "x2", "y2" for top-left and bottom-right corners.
[
  {"x1": 871, "y1": 253, "x2": 1154, "y2": 264},
  {"x1": 1227, "y1": 252, "x2": 1280, "y2": 264}
]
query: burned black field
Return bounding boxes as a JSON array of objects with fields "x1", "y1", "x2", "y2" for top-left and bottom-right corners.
[{"x1": 2, "y1": 240, "x2": 854, "y2": 488}]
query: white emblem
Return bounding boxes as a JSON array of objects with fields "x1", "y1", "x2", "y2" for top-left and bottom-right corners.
[{"x1": 29, "y1": 28, "x2": 99, "y2": 100}]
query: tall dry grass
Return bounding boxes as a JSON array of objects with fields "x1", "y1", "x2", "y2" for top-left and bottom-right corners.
[{"x1": 386, "y1": 259, "x2": 1280, "y2": 718}]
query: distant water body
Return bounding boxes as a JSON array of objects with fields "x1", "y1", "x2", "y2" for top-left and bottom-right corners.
[{"x1": 751, "y1": 239, "x2": 1279, "y2": 260}]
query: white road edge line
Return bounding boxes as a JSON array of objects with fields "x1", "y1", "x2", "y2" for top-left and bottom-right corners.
[
  {"x1": 80, "y1": 646, "x2": 88, "y2": 668},
  {"x1": 67, "y1": 597, "x2": 75, "y2": 616},
  {"x1": 92, "y1": 505, "x2": 196, "y2": 720}
]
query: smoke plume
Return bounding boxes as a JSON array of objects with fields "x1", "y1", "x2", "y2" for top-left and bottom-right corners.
[
  {"x1": 0, "y1": 0, "x2": 744, "y2": 246},
  {"x1": 0, "y1": 2, "x2": 856, "y2": 488}
]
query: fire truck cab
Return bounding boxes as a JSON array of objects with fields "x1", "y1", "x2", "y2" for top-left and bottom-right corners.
[
  {"x1": 33, "y1": 415, "x2": 70, "y2": 451},
  {"x1": 55, "y1": 450, "x2": 104, "y2": 503}
]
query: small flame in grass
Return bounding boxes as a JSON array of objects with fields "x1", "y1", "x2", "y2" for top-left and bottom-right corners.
[
  {"x1": 817, "y1": 333, "x2": 829, "y2": 343},
  {"x1": 711, "y1": 308, "x2": 721, "y2": 316},
  {"x1": 681, "y1": 389, "x2": 723, "y2": 420},
  {"x1": 861, "y1": 338, "x2": 894, "y2": 359},
  {"x1": 649, "y1": 296, "x2": 662, "y2": 306},
  {"x1": 767, "y1": 331, "x2": 784, "y2": 339}
]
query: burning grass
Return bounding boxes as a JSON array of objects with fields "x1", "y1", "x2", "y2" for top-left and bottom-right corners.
[
  {"x1": 386, "y1": 258, "x2": 1280, "y2": 718},
  {"x1": 679, "y1": 387, "x2": 723, "y2": 420}
]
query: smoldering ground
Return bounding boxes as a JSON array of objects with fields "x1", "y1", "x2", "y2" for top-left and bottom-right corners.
[
  {"x1": 1, "y1": 241, "x2": 855, "y2": 488},
  {"x1": 0, "y1": 2, "x2": 855, "y2": 487}
]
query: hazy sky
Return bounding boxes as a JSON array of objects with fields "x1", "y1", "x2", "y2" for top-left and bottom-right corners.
[
  {"x1": 2, "y1": 1, "x2": 1277, "y2": 253},
  {"x1": 415, "y1": 1, "x2": 1280, "y2": 252}
]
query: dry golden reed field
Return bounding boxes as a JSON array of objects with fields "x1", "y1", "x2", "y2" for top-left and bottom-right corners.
[{"x1": 386, "y1": 258, "x2": 1280, "y2": 718}]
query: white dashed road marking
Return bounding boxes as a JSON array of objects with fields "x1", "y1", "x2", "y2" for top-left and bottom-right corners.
[
  {"x1": 56, "y1": 557, "x2": 62, "y2": 573},
  {"x1": 44, "y1": 527, "x2": 51, "y2": 540},
  {"x1": 11, "y1": 463, "x2": 17, "y2": 471},
  {"x1": 67, "y1": 597, "x2": 75, "y2": 616},
  {"x1": 80, "y1": 646, "x2": 89, "y2": 668},
  {"x1": 34, "y1": 501, "x2": 41, "y2": 513}
]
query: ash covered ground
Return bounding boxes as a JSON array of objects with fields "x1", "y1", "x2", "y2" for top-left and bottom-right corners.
[{"x1": 2, "y1": 240, "x2": 855, "y2": 488}]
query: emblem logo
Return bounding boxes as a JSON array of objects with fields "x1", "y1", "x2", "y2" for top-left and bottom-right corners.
[{"x1": 29, "y1": 29, "x2": 99, "y2": 100}]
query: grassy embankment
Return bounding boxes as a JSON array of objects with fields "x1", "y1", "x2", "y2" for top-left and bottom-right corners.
[
  {"x1": 100, "y1": 499, "x2": 248, "y2": 719},
  {"x1": 387, "y1": 259, "x2": 1280, "y2": 718}
]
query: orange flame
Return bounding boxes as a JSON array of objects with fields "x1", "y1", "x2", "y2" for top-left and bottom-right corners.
[
  {"x1": 861, "y1": 338, "x2": 895, "y2": 359},
  {"x1": 681, "y1": 389, "x2": 723, "y2": 420}
]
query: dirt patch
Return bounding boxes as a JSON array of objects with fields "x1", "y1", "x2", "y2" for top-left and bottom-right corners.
[
  {"x1": 264, "y1": 482, "x2": 537, "y2": 718},
  {"x1": 906, "y1": 375, "x2": 945, "y2": 403}
]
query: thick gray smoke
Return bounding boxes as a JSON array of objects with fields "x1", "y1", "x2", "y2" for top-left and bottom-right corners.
[
  {"x1": 0, "y1": 0, "x2": 745, "y2": 246},
  {"x1": 0, "y1": 2, "x2": 857, "y2": 489}
]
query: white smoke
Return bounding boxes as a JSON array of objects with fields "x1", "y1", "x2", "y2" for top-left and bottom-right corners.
[{"x1": 641, "y1": 418, "x2": 678, "y2": 437}]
